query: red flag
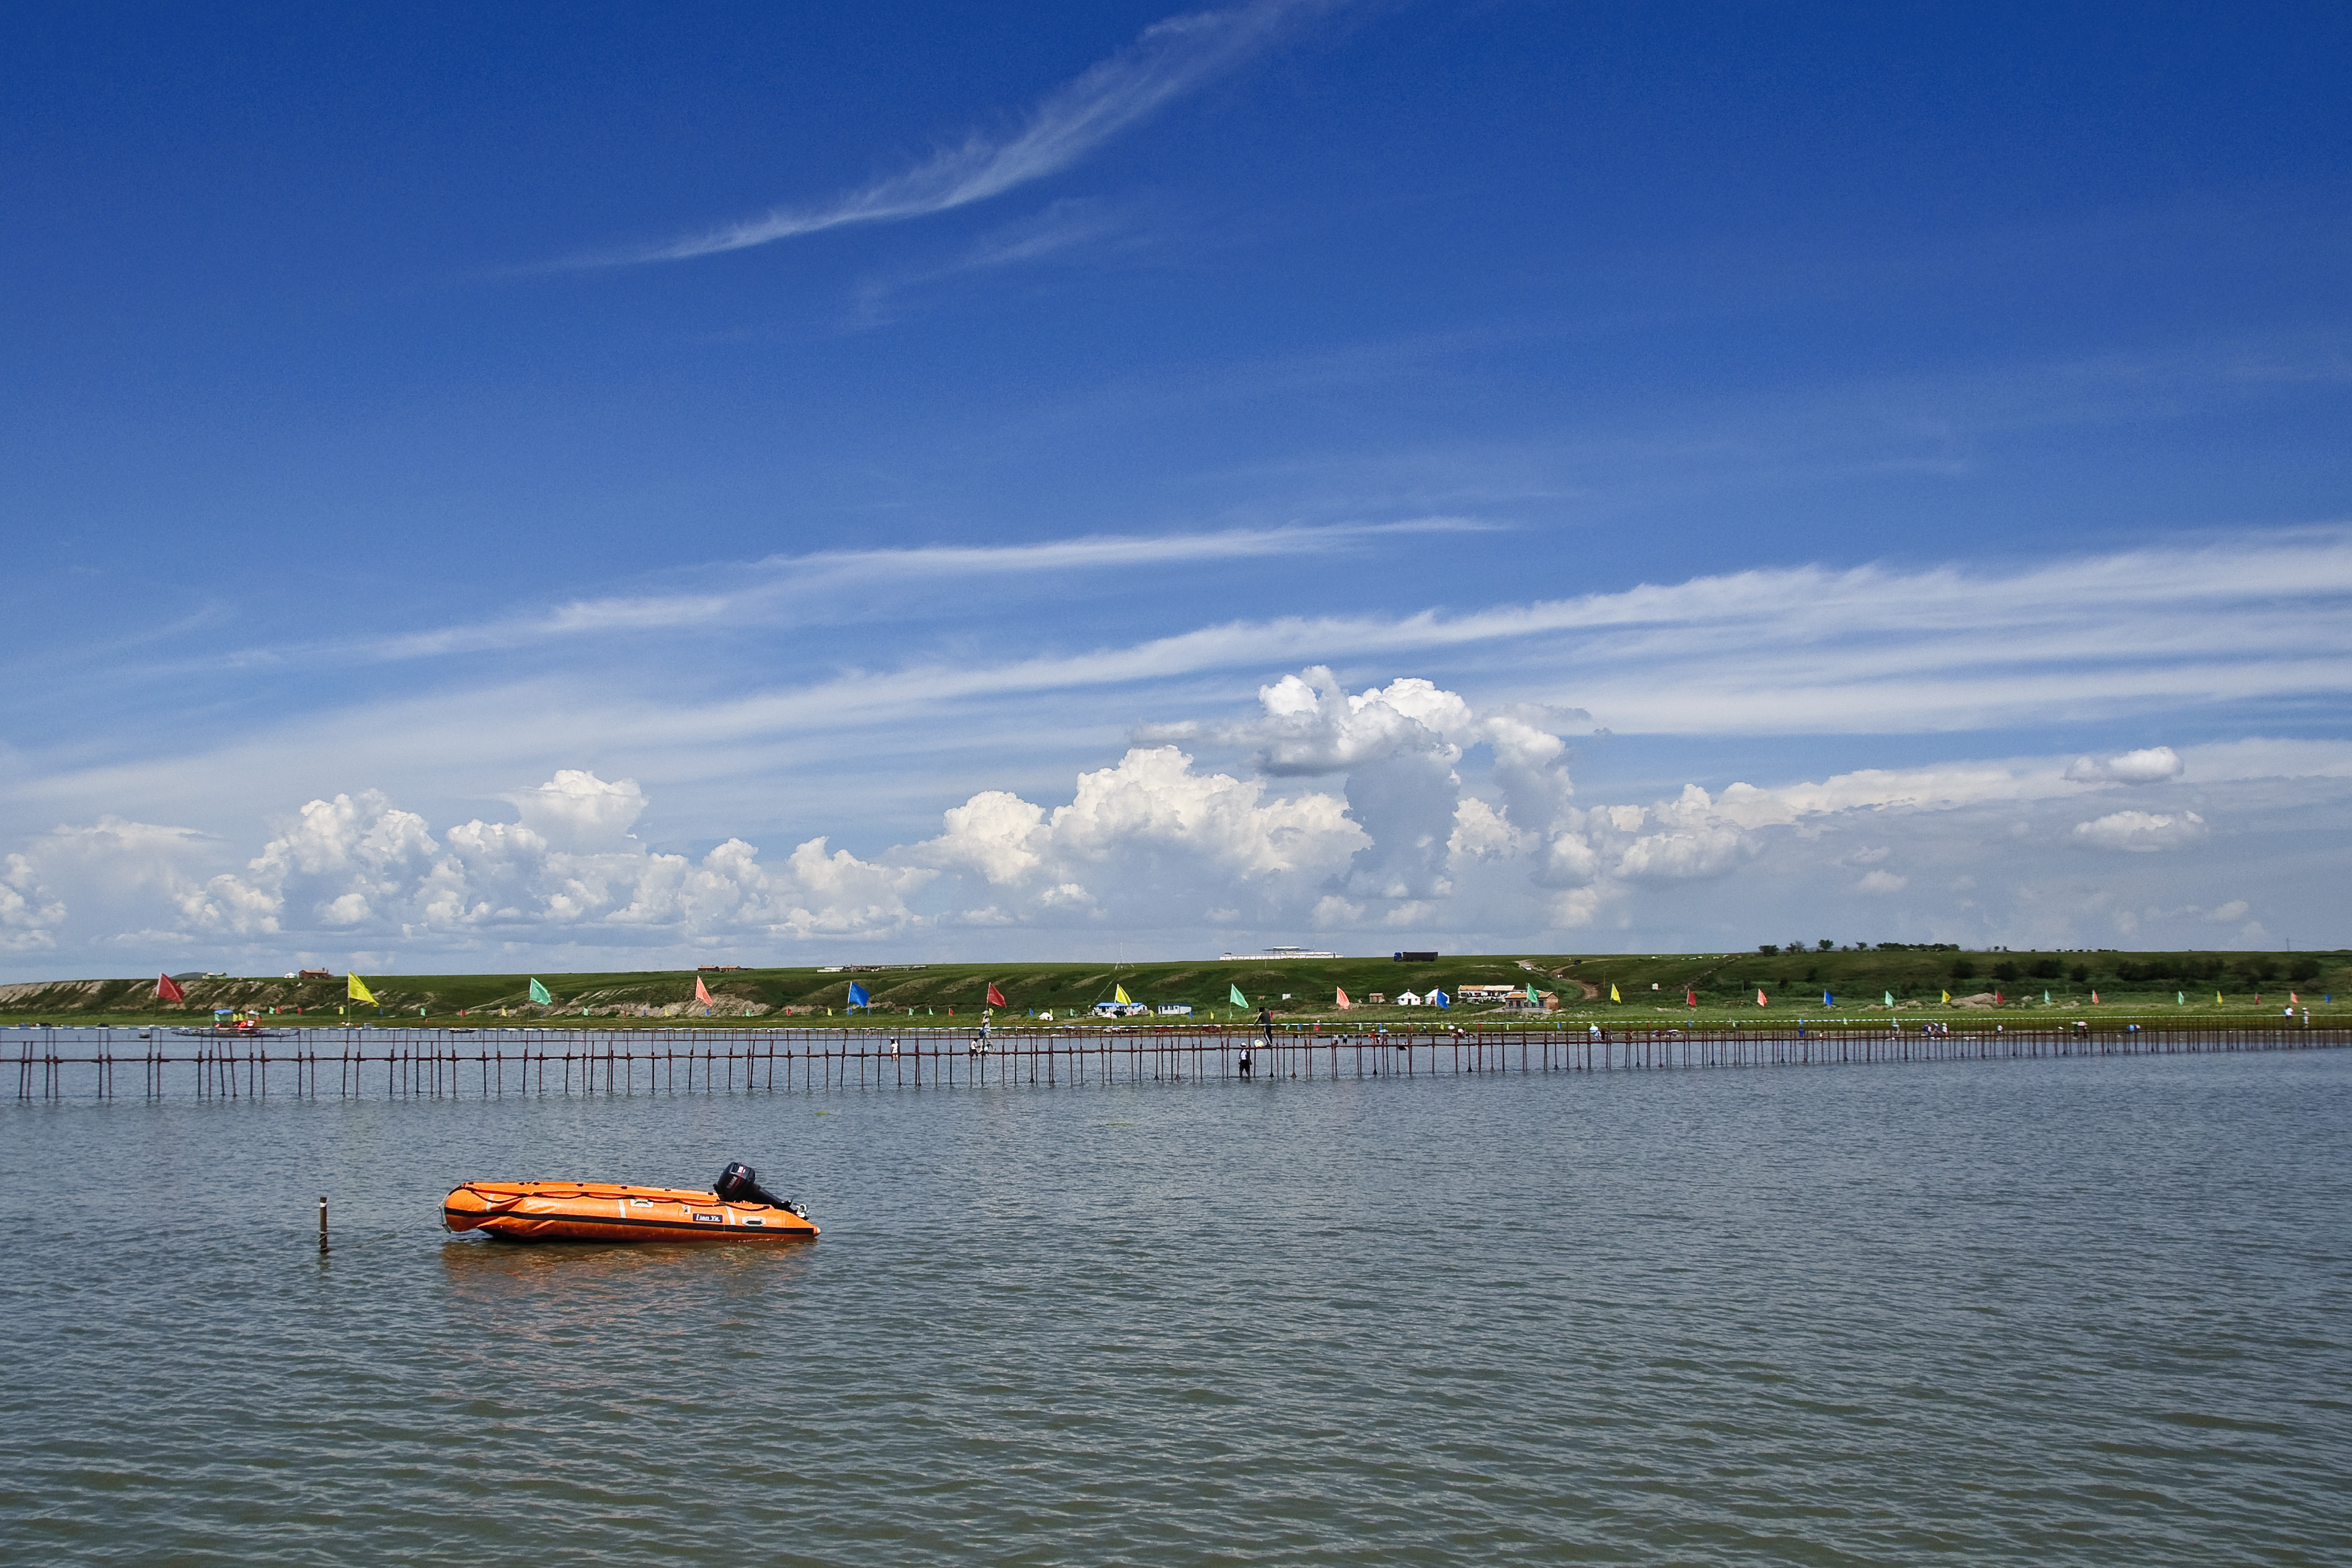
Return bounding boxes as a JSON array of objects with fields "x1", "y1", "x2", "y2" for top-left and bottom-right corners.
[
  {"x1": 1686, "y1": 988, "x2": 1697, "y2": 1007},
  {"x1": 1756, "y1": 989, "x2": 1767, "y2": 1007},
  {"x1": 694, "y1": 975, "x2": 713, "y2": 1006},
  {"x1": 156, "y1": 973, "x2": 186, "y2": 1004},
  {"x1": 986, "y1": 982, "x2": 1007, "y2": 1008}
]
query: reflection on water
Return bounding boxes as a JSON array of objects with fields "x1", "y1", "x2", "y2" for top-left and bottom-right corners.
[
  {"x1": 438, "y1": 1232, "x2": 820, "y2": 1317},
  {"x1": 2, "y1": 1053, "x2": 2349, "y2": 1564}
]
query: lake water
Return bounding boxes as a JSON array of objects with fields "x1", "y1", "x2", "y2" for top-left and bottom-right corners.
[{"x1": 3, "y1": 1049, "x2": 2347, "y2": 1564}]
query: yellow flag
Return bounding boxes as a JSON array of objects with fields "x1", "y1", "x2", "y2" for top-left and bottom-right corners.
[
  {"x1": 1609, "y1": 984, "x2": 1621, "y2": 1002},
  {"x1": 1114, "y1": 984, "x2": 1132, "y2": 1004},
  {"x1": 347, "y1": 973, "x2": 377, "y2": 1005},
  {"x1": 1941, "y1": 990, "x2": 1950, "y2": 1003}
]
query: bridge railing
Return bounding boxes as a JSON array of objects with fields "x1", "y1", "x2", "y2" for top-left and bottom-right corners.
[{"x1": 10, "y1": 1020, "x2": 2346, "y2": 1102}]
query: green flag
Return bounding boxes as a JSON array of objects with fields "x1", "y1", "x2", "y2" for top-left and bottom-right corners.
[
  {"x1": 529, "y1": 978, "x2": 552, "y2": 1005},
  {"x1": 1229, "y1": 984, "x2": 1247, "y2": 1007},
  {"x1": 1883, "y1": 991, "x2": 1893, "y2": 1006}
]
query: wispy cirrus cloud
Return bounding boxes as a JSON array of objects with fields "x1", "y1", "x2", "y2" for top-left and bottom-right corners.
[
  {"x1": 358, "y1": 517, "x2": 1490, "y2": 661},
  {"x1": 572, "y1": 0, "x2": 1334, "y2": 268},
  {"x1": 15, "y1": 527, "x2": 2352, "y2": 857},
  {"x1": 585, "y1": 523, "x2": 2352, "y2": 741},
  {"x1": 848, "y1": 199, "x2": 1146, "y2": 326},
  {"x1": 122, "y1": 522, "x2": 2352, "y2": 759},
  {"x1": 299, "y1": 531, "x2": 2352, "y2": 792}
]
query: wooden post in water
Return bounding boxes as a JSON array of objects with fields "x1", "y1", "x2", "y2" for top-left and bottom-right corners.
[{"x1": 317, "y1": 1196, "x2": 329, "y2": 1255}]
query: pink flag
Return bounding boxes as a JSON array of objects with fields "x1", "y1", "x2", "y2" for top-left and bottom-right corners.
[
  {"x1": 1756, "y1": 989, "x2": 1768, "y2": 1006},
  {"x1": 1335, "y1": 987, "x2": 1352, "y2": 1010},
  {"x1": 694, "y1": 975, "x2": 713, "y2": 1008}
]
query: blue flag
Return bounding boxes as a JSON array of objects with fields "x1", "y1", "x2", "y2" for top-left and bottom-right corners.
[
  {"x1": 1431, "y1": 988, "x2": 1449, "y2": 1008},
  {"x1": 847, "y1": 982, "x2": 870, "y2": 1010},
  {"x1": 1823, "y1": 990, "x2": 1833, "y2": 1006}
]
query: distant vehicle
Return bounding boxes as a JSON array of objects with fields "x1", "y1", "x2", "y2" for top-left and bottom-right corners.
[
  {"x1": 1155, "y1": 1003, "x2": 1194, "y2": 1016},
  {"x1": 1092, "y1": 1001, "x2": 1151, "y2": 1018}
]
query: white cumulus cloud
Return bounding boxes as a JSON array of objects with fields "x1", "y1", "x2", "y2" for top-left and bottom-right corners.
[
  {"x1": 916, "y1": 743, "x2": 1362, "y2": 894},
  {"x1": 1154, "y1": 668, "x2": 1576, "y2": 903},
  {"x1": 9, "y1": 670, "x2": 2351, "y2": 974},
  {"x1": 1615, "y1": 826, "x2": 1753, "y2": 882},
  {"x1": 2064, "y1": 746, "x2": 2185, "y2": 785},
  {"x1": 0, "y1": 853, "x2": 66, "y2": 951},
  {"x1": 2072, "y1": 809, "x2": 2209, "y2": 851},
  {"x1": 184, "y1": 775, "x2": 936, "y2": 950}
]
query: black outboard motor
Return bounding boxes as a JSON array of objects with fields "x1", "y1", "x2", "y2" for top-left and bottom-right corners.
[{"x1": 714, "y1": 1161, "x2": 808, "y2": 1217}]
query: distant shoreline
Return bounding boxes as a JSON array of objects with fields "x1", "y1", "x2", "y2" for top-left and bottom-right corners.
[{"x1": 3, "y1": 946, "x2": 2338, "y2": 1028}]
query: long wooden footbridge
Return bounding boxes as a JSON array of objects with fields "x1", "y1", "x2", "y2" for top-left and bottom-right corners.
[{"x1": 11, "y1": 1020, "x2": 2347, "y2": 1102}]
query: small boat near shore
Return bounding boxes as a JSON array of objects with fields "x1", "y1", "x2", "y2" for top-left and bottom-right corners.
[{"x1": 443, "y1": 1162, "x2": 817, "y2": 1243}]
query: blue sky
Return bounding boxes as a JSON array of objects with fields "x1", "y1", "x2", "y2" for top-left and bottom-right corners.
[{"x1": 4, "y1": 1, "x2": 2350, "y2": 977}]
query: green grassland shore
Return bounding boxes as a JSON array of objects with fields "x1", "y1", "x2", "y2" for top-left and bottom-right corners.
[{"x1": 2, "y1": 947, "x2": 2344, "y2": 1029}]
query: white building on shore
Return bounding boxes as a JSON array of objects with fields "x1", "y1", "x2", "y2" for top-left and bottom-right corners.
[{"x1": 1217, "y1": 945, "x2": 1342, "y2": 960}]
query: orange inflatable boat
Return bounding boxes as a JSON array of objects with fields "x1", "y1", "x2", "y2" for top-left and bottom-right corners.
[{"x1": 443, "y1": 1162, "x2": 817, "y2": 1243}]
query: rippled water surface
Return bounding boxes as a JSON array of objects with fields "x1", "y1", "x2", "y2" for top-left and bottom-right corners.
[{"x1": 4, "y1": 1050, "x2": 2348, "y2": 1564}]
